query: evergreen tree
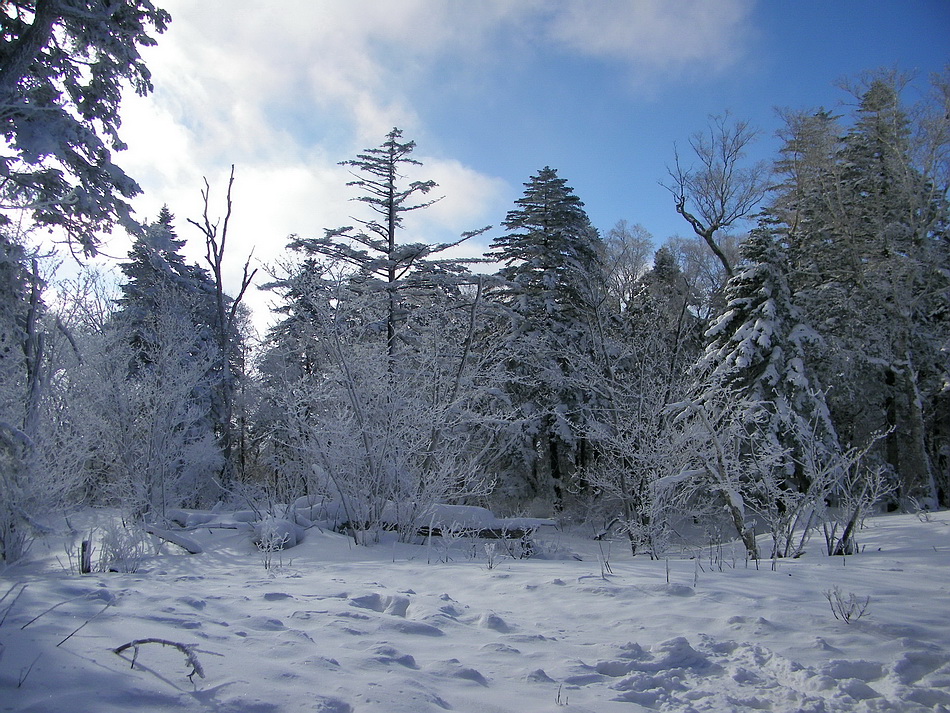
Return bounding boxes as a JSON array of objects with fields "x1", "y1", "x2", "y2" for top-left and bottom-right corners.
[
  {"x1": 487, "y1": 167, "x2": 607, "y2": 510},
  {"x1": 773, "y1": 76, "x2": 950, "y2": 506},
  {"x1": 0, "y1": 1, "x2": 170, "y2": 253},
  {"x1": 701, "y1": 221, "x2": 838, "y2": 488},
  {"x1": 111, "y1": 207, "x2": 226, "y2": 510},
  {"x1": 116, "y1": 206, "x2": 217, "y2": 367},
  {"x1": 696, "y1": 221, "x2": 848, "y2": 556}
]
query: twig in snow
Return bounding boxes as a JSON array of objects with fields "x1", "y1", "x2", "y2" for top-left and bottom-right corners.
[
  {"x1": 21, "y1": 594, "x2": 91, "y2": 629},
  {"x1": 0, "y1": 584, "x2": 27, "y2": 627},
  {"x1": 56, "y1": 602, "x2": 111, "y2": 646},
  {"x1": 113, "y1": 638, "x2": 206, "y2": 681},
  {"x1": 18, "y1": 654, "x2": 41, "y2": 687}
]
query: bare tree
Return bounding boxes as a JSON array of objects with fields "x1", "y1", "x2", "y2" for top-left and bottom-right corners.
[
  {"x1": 602, "y1": 219, "x2": 653, "y2": 310},
  {"x1": 664, "y1": 113, "x2": 769, "y2": 278},
  {"x1": 187, "y1": 166, "x2": 257, "y2": 484}
]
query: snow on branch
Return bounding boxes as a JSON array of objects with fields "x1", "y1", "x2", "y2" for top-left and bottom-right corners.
[{"x1": 113, "y1": 638, "x2": 206, "y2": 681}]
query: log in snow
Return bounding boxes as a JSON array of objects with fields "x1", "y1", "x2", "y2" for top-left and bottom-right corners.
[{"x1": 144, "y1": 525, "x2": 203, "y2": 554}]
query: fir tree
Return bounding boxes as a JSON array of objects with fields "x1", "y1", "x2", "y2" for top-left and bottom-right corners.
[
  {"x1": 700, "y1": 220, "x2": 839, "y2": 495},
  {"x1": 487, "y1": 167, "x2": 607, "y2": 510},
  {"x1": 116, "y1": 206, "x2": 217, "y2": 368},
  {"x1": 0, "y1": 1, "x2": 170, "y2": 253}
]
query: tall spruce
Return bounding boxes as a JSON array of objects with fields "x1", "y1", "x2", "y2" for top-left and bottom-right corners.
[
  {"x1": 487, "y1": 166, "x2": 607, "y2": 510},
  {"x1": 773, "y1": 76, "x2": 950, "y2": 506}
]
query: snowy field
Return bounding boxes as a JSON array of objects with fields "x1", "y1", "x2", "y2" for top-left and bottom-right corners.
[{"x1": 1, "y1": 511, "x2": 949, "y2": 713}]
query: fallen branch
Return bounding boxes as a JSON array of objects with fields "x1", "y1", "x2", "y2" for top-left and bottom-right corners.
[
  {"x1": 144, "y1": 525, "x2": 203, "y2": 554},
  {"x1": 113, "y1": 638, "x2": 206, "y2": 681}
]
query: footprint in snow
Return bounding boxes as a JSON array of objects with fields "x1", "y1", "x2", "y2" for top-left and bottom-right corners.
[
  {"x1": 820, "y1": 659, "x2": 884, "y2": 682},
  {"x1": 176, "y1": 595, "x2": 206, "y2": 610},
  {"x1": 890, "y1": 649, "x2": 950, "y2": 685},
  {"x1": 349, "y1": 592, "x2": 410, "y2": 617},
  {"x1": 313, "y1": 698, "x2": 353, "y2": 713},
  {"x1": 144, "y1": 614, "x2": 202, "y2": 630},
  {"x1": 526, "y1": 668, "x2": 556, "y2": 683},
  {"x1": 369, "y1": 643, "x2": 418, "y2": 668},
  {"x1": 430, "y1": 659, "x2": 489, "y2": 686},
  {"x1": 383, "y1": 619, "x2": 444, "y2": 636}
]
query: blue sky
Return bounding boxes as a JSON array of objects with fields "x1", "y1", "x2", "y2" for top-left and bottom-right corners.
[{"x1": 111, "y1": 0, "x2": 949, "y2": 324}]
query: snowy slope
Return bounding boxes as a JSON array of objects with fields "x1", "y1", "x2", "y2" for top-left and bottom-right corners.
[{"x1": 1, "y1": 511, "x2": 949, "y2": 712}]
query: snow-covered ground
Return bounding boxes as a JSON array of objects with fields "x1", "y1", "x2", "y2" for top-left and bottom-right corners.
[{"x1": 2, "y1": 510, "x2": 949, "y2": 713}]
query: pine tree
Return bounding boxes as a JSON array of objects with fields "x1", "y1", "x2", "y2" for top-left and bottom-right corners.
[
  {"x1": 487, "y1": 167, "x2": 607, "y2": 510},
  {"x1": 0, "y1": 1, "x2": 170, "y2": 253},
  {"x1": 700, "y1": 221, "x2": 839, "y2": 493},
  {"x1": 773, "y1": 76, "x2": 950, "y2": 506}
]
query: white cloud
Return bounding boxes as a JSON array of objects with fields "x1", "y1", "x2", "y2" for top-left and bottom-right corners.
[
  {"x1": 544, "y1": 0, "x2": 755, "y2": 77},
  {"x1": 104, "y1": 0, "x2": 757, "y2": 330}
]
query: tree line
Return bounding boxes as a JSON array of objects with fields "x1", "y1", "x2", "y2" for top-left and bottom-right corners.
[{"x1": 1, "y1": 4, "x2": 947, "y2": 563}]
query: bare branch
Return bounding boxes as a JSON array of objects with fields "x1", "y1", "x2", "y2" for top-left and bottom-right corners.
[
  {"x1": 113, "y1": 638, "x2": 206, "y2": 681},
  {"x1": 663, "y1": 113, "x2": 770, "y2": 277}
]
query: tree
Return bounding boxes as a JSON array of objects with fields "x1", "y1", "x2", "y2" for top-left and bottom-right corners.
[
  {"x1": 116, "y1": 206, "x2": 217, "y2": 368},
  {"x1": 72, "y1": 296, "x2": 224, "y2": 517},
  {"x1": 772, "y1": 73, "x2": 950, "y2": 507},
  {"x1": 187, "y1": 167, "x2": 257, "y2": 484},
  {"x1": 289, "y1": 128, "x2": 485, "y2": 370},
  {"x1": 108, "y1": 207, "x2": 234, "y2": 511},
  {"x1": 662, "y1": 232, "x2": 740, "y2": 320},
  {"x1": 487, "y1": 166, "x2": 607, "y2": 510},
  {"x1": 577, "y1": 243, "x2": 705, "y2": 556},
  {"x1": 664, "y1": 113, "x2": 769, "y2": 278},
  {"x1": 259, "y1": 129, "x2": 493, "y2": 542},
  {"x1": 0, "y1": 1, "x2": 170, "y2": 254},
  {"x1": 697, "y1": 221, "x2": 844, "y2": 557},
  {"x1": 0, "y1": 229, "x2": 83, "y2": 561},
  {"x1": 0, "y1": 227, "x2": 42, "y2": 561},
  {"x1": 258, "y1": 262, "x2": 494, "y2": 544},
  {"x1": 601, "y1": 219, "x2": 653, "y2": 311}
]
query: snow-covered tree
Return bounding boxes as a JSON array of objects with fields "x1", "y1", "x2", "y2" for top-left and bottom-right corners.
[
  {"x1": 258, "y1": 130, "x2": 493, "y2": 541},
  {"x1": 72, "y1": 296, "x2": 223, "y2": 517},
  {"x1": 115, "y1": 206, "x2": 218, "y2": 367},
  {"x1": 486, "y1": 166, "x2": 607, "y2": 511},
  {"x1": 575, "y1": 242, "x2": 706, "y2": 556},
  {"x1": 772, "y1": 73, "x2": 950, "y2": 507},
  {"x1": 0, "y1": 232, "x2": 85, "y2": 561},
  {"x1": 695, "y1": 221, "x2": 844, "y2": 557},
  {"x1": 700, "y1": 223, "x2": 837, "y2": 489},
  {"x1": 0, "y1": 1, "x2": 170, "y2": 253}
]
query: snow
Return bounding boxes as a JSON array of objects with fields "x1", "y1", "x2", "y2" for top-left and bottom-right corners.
[{"x1": 2, "y1": 511, "x2": 950, "y2": 712}]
